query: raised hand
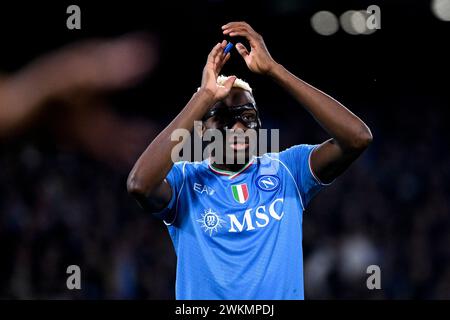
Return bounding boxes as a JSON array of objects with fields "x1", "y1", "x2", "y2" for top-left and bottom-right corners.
[
  {"x1": 222, "y1": 22, "x2": 277, "y2": 75},
  {"x1": 200, "y1": 40, "x2": 236, "y2": 101}
]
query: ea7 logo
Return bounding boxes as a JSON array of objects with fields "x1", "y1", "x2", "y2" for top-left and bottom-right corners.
[
  {"x1": 227, "y1": 198, "x2": 284, "y2": 232},
  {"x1": 193, "y1": 183, "x2": 215, "y2": 196}
]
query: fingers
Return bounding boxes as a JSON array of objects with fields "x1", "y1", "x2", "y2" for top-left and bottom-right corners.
[
  {"x1": 222, "y1": 22, "x2": 259, "y2": 37},
  {"x1": 223, "y1": 75, "x2": 237, "y2": 91},
  {"x1": 224, "y1": 28, "x2": 249, "y2": 37},
  {"x1": 215, "y1": 51, "x2": 231, "y2": 75},
  {"x1": 216, "y1": 39, "x2": 228, "y2": 64},
  {"x1": 221, "y1": 52, "x2": 231, "y2": 66},
  {"x1": 223, "y1": 26, "x2": 253, "y2": 36},
  {"x1": 226, "y1": 30, "x2": 257, "y2": 42},
  {"x1": 235, "y1": 42, "x2": 249, "y2": 60},
  {"x1": 205, "y1": 40, "x2": 231, "y2": 75},
  {"x1": 214, "y1": 43, "x2": 228, "y2": 71},
  {"x1": 207, "y1": 42, "x2": 224, "y2": 65},
  {"x1": 213, "y1": 42, "x2": 225, "y2": 66},
  {"x1": 222, "y1": 24, "x2": 262, "y2": 49},
  {"x1": 222, "y1": 21, "x2": 255, "y2": 32}
]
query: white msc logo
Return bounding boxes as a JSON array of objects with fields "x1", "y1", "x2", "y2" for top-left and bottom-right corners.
[
  {"x1": 197, "y1": 209, "x2": 226, "y2": 236},
  {"x1": 228, "y1": 198, "x2": 284, "y2": 232}
]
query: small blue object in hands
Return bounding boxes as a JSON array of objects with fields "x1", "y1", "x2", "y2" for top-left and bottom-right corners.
[{"x1": 224, "y1": 42, "x2": 233, "y2": 54}]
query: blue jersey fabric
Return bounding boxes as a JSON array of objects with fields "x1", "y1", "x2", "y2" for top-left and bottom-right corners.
[{"x1": 157, "y1": 144, "x2": 330, "y2": 300}]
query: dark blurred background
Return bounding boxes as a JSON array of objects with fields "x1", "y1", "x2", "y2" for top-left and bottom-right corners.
[{"x1": 0, "y1": 0, "x2": 449, "y2": 299}]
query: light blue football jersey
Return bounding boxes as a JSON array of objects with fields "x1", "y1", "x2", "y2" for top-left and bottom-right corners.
[{"x1": 156, "y1": 144, "x2": 330, "y2": 300}]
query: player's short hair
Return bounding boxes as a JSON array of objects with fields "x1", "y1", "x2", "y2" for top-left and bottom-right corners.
[
  {"x1": 197, "y1": 75, "x2": 253, "y2": 94},
  {"x1": 216, "y1": 75, "x2": 252, "y2": 94}
]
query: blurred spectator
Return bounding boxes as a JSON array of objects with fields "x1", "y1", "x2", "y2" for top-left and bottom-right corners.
[
  {"x1": 0, "y1": 33, "x2": 158, "y2": 170},
  {"x1": 0, "y1": 32, "x2": 168, "y2": 298}
]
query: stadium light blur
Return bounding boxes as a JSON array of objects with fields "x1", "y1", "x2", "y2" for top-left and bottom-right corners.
[
  {"x1": 340, "y1": 10, "x2": 377, "y2": 35},
  {"x1": 311, "y1": 11, "x2": 339, "y2": 36},
  {"x1": 432, "y1": 0, "x2": 450, "y2": 21}
]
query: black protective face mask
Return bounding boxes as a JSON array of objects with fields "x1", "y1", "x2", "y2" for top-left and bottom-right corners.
[{"x1": 202, "y1": 103, "x2": 262, "y2": 130}]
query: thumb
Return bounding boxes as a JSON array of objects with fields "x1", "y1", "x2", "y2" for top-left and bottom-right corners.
[
  {"x1": 235, "y1": 42, "x2": 250, "y2": 60},
  {"x1": 223, "y1": 75, "x2": 237, "y2": 91}
]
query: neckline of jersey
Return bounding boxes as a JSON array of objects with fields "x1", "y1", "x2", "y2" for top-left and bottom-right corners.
[{"x1": 207, "y1": 157, "x2": 256, "y2": 179}]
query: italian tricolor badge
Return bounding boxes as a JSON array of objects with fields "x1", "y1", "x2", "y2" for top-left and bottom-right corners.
[{"x1": 231, "y1": 183, "x2": 249, "y2": 204}]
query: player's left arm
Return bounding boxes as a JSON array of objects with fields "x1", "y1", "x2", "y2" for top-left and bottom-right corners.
[{"x1": 223, "y1": 22, "x2": 373, "y2": 183}]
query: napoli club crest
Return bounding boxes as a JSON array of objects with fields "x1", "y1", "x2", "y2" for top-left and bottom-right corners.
[{"x1": 256, "y1": 175, "x2": 280, "y2": 191}]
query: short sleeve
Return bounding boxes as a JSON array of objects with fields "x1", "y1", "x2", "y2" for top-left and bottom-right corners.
[
  {"x1": 153, "y1": 161, "x2": 186, "y2": 224},
  {"x1": 279, "y1": 144, "x2": 331, "y2": 208}
]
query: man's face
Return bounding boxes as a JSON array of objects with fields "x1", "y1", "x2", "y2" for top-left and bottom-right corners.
[{"x1": 203, "y1": 88, "x2": 260, "y2": 164}]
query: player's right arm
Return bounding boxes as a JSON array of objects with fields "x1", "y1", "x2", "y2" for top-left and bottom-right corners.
[{"x1": 127, "y1": 40, "x2": 236, "y2": 212}]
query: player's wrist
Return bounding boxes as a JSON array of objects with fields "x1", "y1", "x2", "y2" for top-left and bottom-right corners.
[
  {"x1": 195, "y1": 87, "x2": 218, "y2": 107},
  {"x1": 266, "y1": 61, "x2": 283, "y2": 78}
]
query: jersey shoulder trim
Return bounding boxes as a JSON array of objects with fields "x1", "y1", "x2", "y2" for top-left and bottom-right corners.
[{"x1": 163, "y1": 161, "x2": 188, "y2": 226}]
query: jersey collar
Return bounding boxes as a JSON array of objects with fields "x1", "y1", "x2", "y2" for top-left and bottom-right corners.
[{"x1": 208, "y1": 157, "x2": 255, "y2": 179}]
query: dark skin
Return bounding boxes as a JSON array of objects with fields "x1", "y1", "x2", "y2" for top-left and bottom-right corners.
[
  {"x1": 203, "y1": 87, "x2": 256, "y2": 172},
  {"x1": 128, "y1": 22, "x2": 372, "y2": 212},
  {"x1": 128, "y1": 40, "x2": 235, "y2": 210}
]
